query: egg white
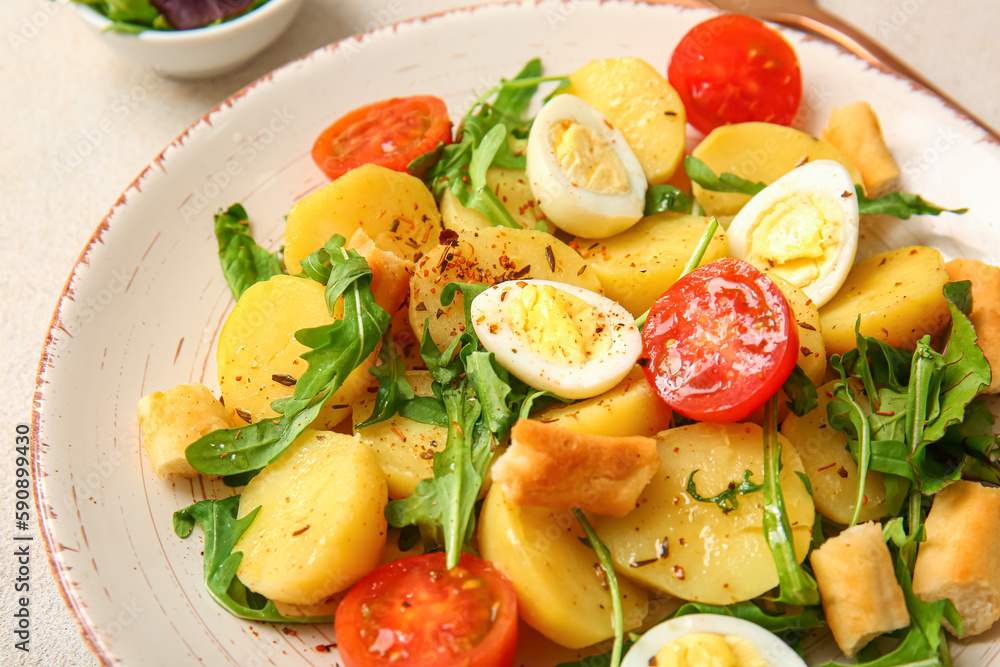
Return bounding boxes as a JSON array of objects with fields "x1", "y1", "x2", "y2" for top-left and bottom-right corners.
[
  {"x1": 526, "y1": 94, "x2": 647, "y2": 238},
  {"x1": 621, "y1": 614, "x2": 808, "y2": 667},
  {"x1": 470, "y1": 279, "x2": 641, "y2": 400},
  {"x1": 727, "y1": 159, "x2": 860, "y2": 308}
]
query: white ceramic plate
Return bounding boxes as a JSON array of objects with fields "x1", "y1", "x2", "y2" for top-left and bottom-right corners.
[{"x1": 33, "y1": 1, "x2": 1000, "y2": 665}]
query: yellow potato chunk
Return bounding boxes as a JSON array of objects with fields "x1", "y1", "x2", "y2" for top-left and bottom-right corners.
[
  {"x1": 409, "y1": 227, "x2": 602, "y2": 350},
  {"x1": 440, "y1": 167, "x2": 548, "y2": 233},
  {"x1": 691, "y1": 122, "x2": 863, "y2": 218},
  {"x1": 819, "y1": 246, "x2": 951, "y2": 355},
  {"x1": 533, "y1": 367, "x2": 673, "y2": 437},
  {"x1": 572, "y1": 213, "x2": 729, "y2": 317},
  {"x1": 217, "y1": 275, "x2": 373, "y2": 429},
  {"x1": 479, "y1": 486, "x2": 648, "y2": 649},
  {"x1": 137, "y1": 383, "x2": 240, "y2": 478},
  {"x1": 781, "y1": 380, "x2": 887, "y2": 524},
  {"x1": 235, "y1": 430, "x2": 387, "y2": 604},
  {"x1": 564, "y1": 57, "x2": 686, "y2": 184},
  {"x1": 946, "y1": 258, "x2": 1000, "y2": 392},
  {"x1": 284, "y1": 164, "x2": 442, "y2": 274},
  {"x1": 589, "y1": 422, "x2": 814, "y2": 605},
  {"x1": 822, "y1": 101, "x2": 900, "y2": 196},
  {"x1": 353, "y1": 371, "x2": 443, "y2": 499}
]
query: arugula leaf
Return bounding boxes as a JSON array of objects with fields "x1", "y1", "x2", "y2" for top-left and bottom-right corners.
[
  {"x1": 762, "y1": 397, "x2": 820, "y2": 606},
  {"x1": 416, "y1": 59, "x2": 566, "y2": 228},
  {"x1": 856, "y1": 189, "x2": 967, "y2": 219},
  {"x1": 685, "y1": 157, "x2": 967, "y2": 220},
  {"x1": 686, "y1": 469, "x2": 763, "y2": 513},
  {"x1": 214, "y1": 203, "x2": 283, "y2": 300},
  {"x1": 685, "y1": 156, "x2": 766, "y2": 196},
  {"x1": 573, "y1": 509, "x2": 625, "y2": 667},
  {"x1": 782, "y1": 364, "x2": 819, "y2": 417},
  {"x1": 644, "y1": 184, "x2": 693, "y2": 216},
  {"x1": 672, "y1": 600, "x2": 825, "y2": 641},
  {"x1": 173, "y1": 496, "x2": 333, "y2": 623},
  {"x1": 356, "y1": 330, "x2": 414, "y2": 429},
  {"x1": 185, "y1": 239, "x2": 390, "y2": 476}
]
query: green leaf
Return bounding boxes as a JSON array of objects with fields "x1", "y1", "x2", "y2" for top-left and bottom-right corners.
[
  {"x1": 418, "y1": 59, "x2": 566, "y2": 228},
  {"x1": 356, "y1": 330, "x2": 414, "y2": 429},
  {"x1": 684, "y1": 156, "x2": 766, "y2": 196},
  {"x1": 686, "y1": 469, "x2": 763, "y2": 513},
  {"x1": 173, "y1": 496, "x2": 333, "y2": 623},
  {"x1": 782, "y1": 364, "x2": 818, "y2": 417},
  {"x1": 644, "y1": 184, "x2": 693, "y2": 216},
  {"x1": 214, "y1": 204, "x2": 283, "y2": 300},
  {"x1": 762, "y1": 398, "x2": 820, "y2": 605},
  {"x1": 186, "y1": 245, "x2": 389, "y2": 476},
  {"x1": 672, "y1": 600, "x2": 825, "y2": 639},
  {"x1": 573, "y1": 509, "x2": 625, "y2": 667},
  {"x1": 856, "y1": 187, "x2": 967, "y2": 219}
]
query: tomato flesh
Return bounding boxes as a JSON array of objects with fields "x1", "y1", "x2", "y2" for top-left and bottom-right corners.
[
  {"x1": 336, "y1": 552, "x2": 518, "y2": 667},
  {"x1": 312, "y1": 95, "x2": 452, "y2": 181},
  {"x1": 642, "y1": 258, "x2": 798, "y2": 422},
  {"x1": 668, "y1": 14, "x2": 802, "y2": 135}
]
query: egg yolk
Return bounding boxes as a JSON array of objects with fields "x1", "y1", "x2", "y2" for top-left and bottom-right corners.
[
  {"x1": 651, "y1": 633, "x2": 766, "y2": 667},
  {"x1": 747, "y1": 191, "x2": 840, "y2": 289},
  {"x1": 551, "y1": 120, "x2": 630, "y2": 195},
  {"x1": 505, "y1": 284, "x2": 611, "y2": 365}
]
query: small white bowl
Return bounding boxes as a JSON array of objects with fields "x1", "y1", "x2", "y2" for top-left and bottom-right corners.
[{"x1": 70, "y1": 0, "x2": 303, "y2": 79}]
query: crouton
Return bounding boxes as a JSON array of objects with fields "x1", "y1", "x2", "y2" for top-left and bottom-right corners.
[
  {"x1": 346, "y1": 228, "x2": 413, "y2": 315},
  {"x1": 945, "y1": 258, "x2": 1000, "y2": 393},
  {"x1": 137, "y1": 383, "x2": 241, "y2": 478},
  {"x1": 822, "y1": 102, "x2": 900, "y2": 196},
  {"x1": 810, "y1": 521, "x2": 910, "y2": 657},
  {"x1": 913, "y1": 481, "x2": 1000, "y2": 636},
  {"x1": 490, "y1": 418, "x2": 658, "y2": 517}
]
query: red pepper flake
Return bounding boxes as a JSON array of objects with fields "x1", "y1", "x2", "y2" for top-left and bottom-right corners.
[
  {"x1": 439, "y1": 229, "x2": 459, "y2": 246},
  {"x1": 817, "y1": 462, "x2": 836, "y2": 472},
  {"x1": 672, "y1": 565, "x2": 686, "y2": 580},
  {"x1": 292, "y1": 525, "x2": 310, "y2": 536},
  {"x1": 836, "y1": 466, "x2": 849, "y2": 478}
]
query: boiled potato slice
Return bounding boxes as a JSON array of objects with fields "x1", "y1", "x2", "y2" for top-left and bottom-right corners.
[
  {"x1": 284, "y1": 164, "x2": 442, "y2": 273},
  {"x1": 589, "y1": 422, "x2": 814, "y2": 605},
  {"x1": 217, "y1": 275, "x2": 374, "y2": 429},
  {"x1": 137, "y1": 383, "x2": 241, "y2": 478},
  {"x1": 353, "y1": 371, "x2": 444, "y2": 499},
  {"x1": 409, "y1": 227, "x2": 602, "y2": 350},
  {"x1": 573, "y1": 213, "x2": 728, "y2": 316},
  {"x1": 235, "y1": 430, "x2": 387, "y2": 604},
  {"x1": 692, "y1": 122, "x2": 863, "y2": 218},
  {"x1": 819, "y1": 245, "x2": 951, "y2": 355},
  {"x1": 563, "y1": 57, "x2": 686, "y2": 184},
  {"x1": 440, "y1": 167, "x2": 548, "y2": 233},
  {"x1": 782, "y1": 380, "x2": 887, "y2": 524},
  {"x1": 479, "y1": 486, "x2": 648, "y2": 649},
  {"x1": 532, "y1": 368, "x2": 672, "y2": 437}
]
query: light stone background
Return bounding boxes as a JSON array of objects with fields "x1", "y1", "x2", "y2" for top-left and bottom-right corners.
[{"x1": 1, "y1": 0, "x2": 998, "y2": 665}]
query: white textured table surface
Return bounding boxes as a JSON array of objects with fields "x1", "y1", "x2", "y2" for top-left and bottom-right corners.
[{"x1": 1, "y1": 0, "x2": 998, "y2": 665}]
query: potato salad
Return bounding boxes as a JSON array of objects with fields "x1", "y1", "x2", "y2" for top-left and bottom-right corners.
[{"x1": 137, "y1": 13, "x2": 999, "y2": 667}]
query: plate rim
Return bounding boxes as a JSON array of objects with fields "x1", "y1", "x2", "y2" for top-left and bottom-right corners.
[{"x1": 30, "y1": 1, "x2": 1000, "y2": 664}]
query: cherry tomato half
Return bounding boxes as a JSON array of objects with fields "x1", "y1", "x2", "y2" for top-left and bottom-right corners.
[
  {"x1": 667, "y1": 14, "x2": 802, "y2": 135},
  {"x1": 311, "y1": 95, "x2": 452, "y2": 181},
  {"x1": 641, "y1": 258, "x2": 799, "y2": 423},
  {"x1": 335, "y1": 552, "x2": 518, "y2": 667}
]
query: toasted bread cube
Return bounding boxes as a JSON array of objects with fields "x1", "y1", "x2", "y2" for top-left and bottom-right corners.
[
  {"x1": 811, "y1": 522, "x2": 909, "y2": 657},
  {"x1": 346, "y1": 228, "x2": 413, "y2": 316},
  {"x1": 490, "y1": 418, "x2": 658, "y2": 517},
  {"x1": 822, "y1": 101, "x2": 900, "y2": 196},
  {"x1": 137, "y1": 383, "x2": 240, "y2": 478},
  {"x1": 914, "y1": 481, "x2": 1000, "y2": 636},
  {"x1": 945, "y1": 259, "x2": 1000, "y2": 393}
]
